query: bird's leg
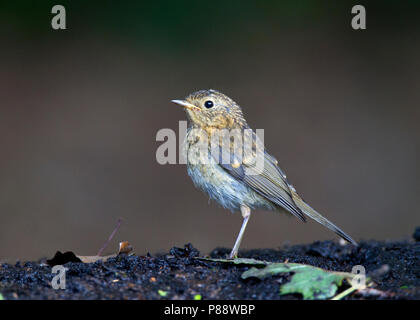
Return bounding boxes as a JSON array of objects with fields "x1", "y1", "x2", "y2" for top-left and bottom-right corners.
[{"x1": 229, "y1": 205, "x2": 251, "y2": 259}]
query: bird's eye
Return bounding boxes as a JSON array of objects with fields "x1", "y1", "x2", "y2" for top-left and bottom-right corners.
[{"x1": 204, "y1": 100, "x2": 214, "y2": 109}]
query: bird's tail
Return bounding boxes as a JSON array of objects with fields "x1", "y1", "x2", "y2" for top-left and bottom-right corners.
[{"x1": 290, "y1": 190, "x2": 358, "y2": 246}]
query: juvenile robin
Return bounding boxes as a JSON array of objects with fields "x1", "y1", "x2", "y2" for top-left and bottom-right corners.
[{"x1": 172, "y1": 89, "x2": 357, "y2": 259}]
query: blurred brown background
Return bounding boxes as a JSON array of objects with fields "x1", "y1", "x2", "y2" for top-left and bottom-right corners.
[{"x1": 0, "y1": 1, "x2": 419, "y2": 261}]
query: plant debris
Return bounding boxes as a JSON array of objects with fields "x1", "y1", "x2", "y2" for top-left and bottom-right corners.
[
  {"x1": 0, "y1": 240, "x2": 418, "y2": 300},
  {"x1": 242, "y1": 262, "x2": 355, "y2": 299},
  {"x1": 47, "y1": 251, "x2": 82, "y2": 266},
  {"x1": 46, "y1": 241, "x2": 134, "y2": 266},
  {"x1": 202, "y1": 257, "x2": 365, "y2": 299}
]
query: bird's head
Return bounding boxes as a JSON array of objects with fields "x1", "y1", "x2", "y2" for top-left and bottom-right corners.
[{"x1": 172, "y1": 89, "x2": 247, "y2": 130}]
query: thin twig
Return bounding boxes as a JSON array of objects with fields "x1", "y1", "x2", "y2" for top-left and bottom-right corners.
[
  {"x1": 97, "y1": 217, "x2": 124, "y2": 256},
  {"x1": 331, "y1": 286, "x2": 357, "y2": 300}
]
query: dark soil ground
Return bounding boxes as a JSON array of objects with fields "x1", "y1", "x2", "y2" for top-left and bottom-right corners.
[{"x1": 0, "y1": 234, "x2": 419, "y2": 300}]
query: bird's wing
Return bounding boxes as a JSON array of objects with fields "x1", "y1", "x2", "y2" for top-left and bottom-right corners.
[
  {"x1": 213, "y1": 129, "x2": 358, "y2": 245},
  {"x1": 213, "y1": 130, "x2": 306, "y2": 222}
]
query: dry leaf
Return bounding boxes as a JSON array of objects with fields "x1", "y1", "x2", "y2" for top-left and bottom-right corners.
[
  {"x1": 118, "y1": 241, "x2": 133, "y2": 255},
  {"x1": 76, "y1": 254, "x2": 117, "y2": 263},
  {"x1": 47, "y1": 241, "x2": 134, "y2": 265}
]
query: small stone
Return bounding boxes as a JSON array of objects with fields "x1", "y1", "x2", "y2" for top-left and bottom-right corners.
[{"x1": 169, "y1": 243, "x2": 199, "y2": 258}]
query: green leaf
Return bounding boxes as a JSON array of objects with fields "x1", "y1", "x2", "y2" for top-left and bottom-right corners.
[
  {"x1": 158, "y1": 289, "x2": 168, "y2": 297},
  {"x1": 280, "y1": 268, "x2": 344, "y2": 299},
  {"x1": 242, "y1": 263, "x2": 352, "y2": 300}
]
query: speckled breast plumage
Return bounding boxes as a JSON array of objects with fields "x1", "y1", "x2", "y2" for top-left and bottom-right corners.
[{"x1": 184, "y1": 127, "x2": 276, "y2": 212}]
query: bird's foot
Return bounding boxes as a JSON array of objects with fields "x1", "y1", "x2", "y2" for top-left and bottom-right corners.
[{"x1": 228, "y1": 250, "x2": 238, "y2": 260}]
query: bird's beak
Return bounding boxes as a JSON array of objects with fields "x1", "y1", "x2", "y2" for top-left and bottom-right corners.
[{"x1": 171, "y1": 100, "x2": 200, "y2": 111}]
